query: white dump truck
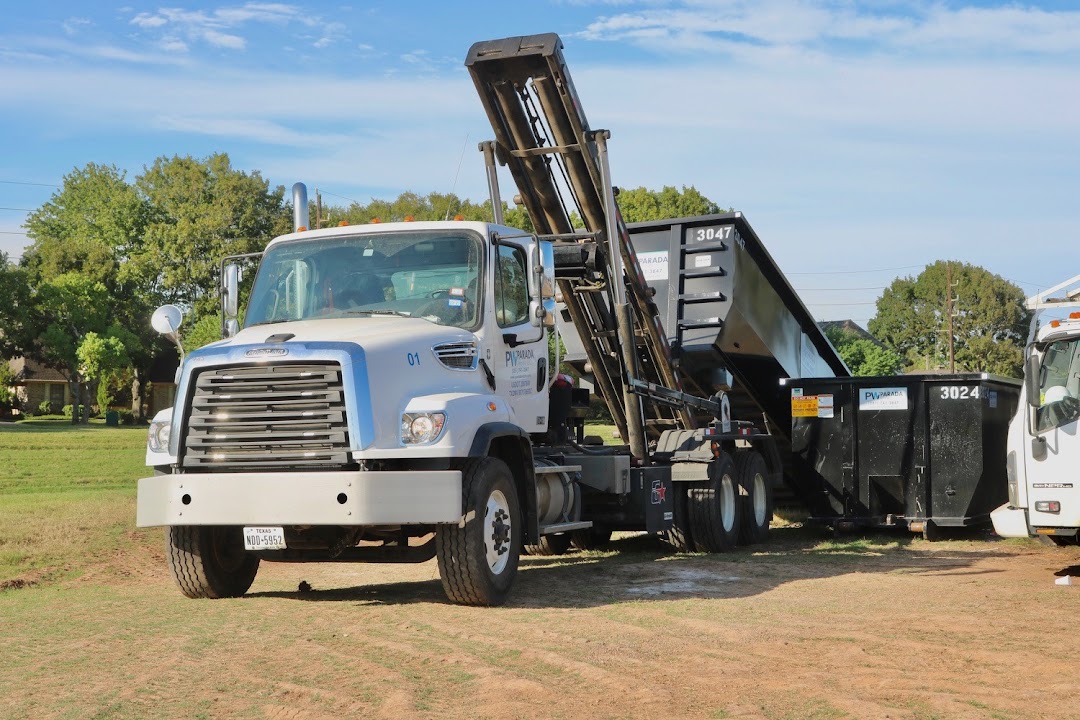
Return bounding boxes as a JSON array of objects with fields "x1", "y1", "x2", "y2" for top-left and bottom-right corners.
[
  {"x1": 137, "y1": 34, "x2": 844, "y2": 605},
  {"x1": 991, "y1": 274, "x2": 1080, "y2": 546}
]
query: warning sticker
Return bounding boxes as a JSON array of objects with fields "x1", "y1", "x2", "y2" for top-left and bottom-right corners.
[
  {"x1": 817, "y1": 394, "x2": 834, "y2": 419},
  {"x1": 792, "y1": 395, "x2": 819, "y2": 418}
]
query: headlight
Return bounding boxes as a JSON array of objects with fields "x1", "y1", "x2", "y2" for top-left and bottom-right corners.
[
  {"x1": 148, "y1": 420, "x2": 172, "y2": 453},
  {"x1": 401, "y1": 412, "x2": 446, "y2": 445}
]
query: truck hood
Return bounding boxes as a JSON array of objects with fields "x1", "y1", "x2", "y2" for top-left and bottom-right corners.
[{"x1": 218, "y1": 316, "x2": 475, "y2": 352}]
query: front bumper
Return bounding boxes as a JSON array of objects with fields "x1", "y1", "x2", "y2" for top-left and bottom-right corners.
[
  {"x1": 990, "y1": 503, "x2": 1030, "y2": 538},
  {"x1": 136, "y1": 470, "x2": 462, "y2": 527}
]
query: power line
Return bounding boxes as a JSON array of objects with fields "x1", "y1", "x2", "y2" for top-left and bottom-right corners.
[
  {"x1": 787, "y1": 264, "x2": 923, "y2": 276},
  {"x1": 806, "y1": 301, "x2": 879, "y2": 306},
  {"x1": 0, "y1": 230, "x2": 29, "y2": 235},
  {"x1": 0, "y1": 179, "x2": 59, "y2": 188},
  {"x1": 0, "y1": 207, "x2": 33, "y2": 212},
  {"x1": 319, "y1": 189, "x2": 362, "y2": 205},
  {"x1": 794, "y1": 286, "x2": 886, "y2": 291}
]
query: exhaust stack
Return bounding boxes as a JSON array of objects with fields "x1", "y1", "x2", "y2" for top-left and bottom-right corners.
[{"x1": 292, "y1": 182, "x2": 310, "y2": 231}]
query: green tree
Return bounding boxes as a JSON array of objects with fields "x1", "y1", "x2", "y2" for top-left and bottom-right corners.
[
  {"x1": 21, "y1": 164, "x2": 159, "y2": 420},
  {"x1": 22, "y1": 164, "x2": 149, "y2": 287},
  {"x1": 0, "y1": 254, "x2": 35, "y2": 361},
  {"x1": 35, "y1": 274, "x2": 112, "y2": 423},
  {"x1": 869, "y1": 261, "x2": 1030, "y2": 377},
  {"x1": 825, "y1": 326, "x2": 905, "y2": 376},
  {"x1": 615, "y1": 185, "x2": 725, "y2": 223},
  {"x1": 132, "y1": 153, "x2": 289, "y2": 315},
  {"x1": 77, "y1": 328, "x2": 132, "y2": 410}
]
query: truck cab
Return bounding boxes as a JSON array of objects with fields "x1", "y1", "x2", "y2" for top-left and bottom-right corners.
[
  {"x1": 992, "y1": 311, "x2": 1080, "y2": 545},
  {"x1": 139, "y1": 213, "x2": 558, "y2": 606}
]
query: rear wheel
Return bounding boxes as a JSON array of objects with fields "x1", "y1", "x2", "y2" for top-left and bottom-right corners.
[
  {"x1": 166, "y1": 526, "x2": 260, "y2": 599},
  {"x1": 525, "y1": 532, "x2": 573, "y2": 556},
  {"x1": 571, "y1": 526, "x2": 613, "y2": 551},
  {"x1": 687, "y1": 454, "x2": 741, "y2": 552},
  {"x1": 736, "y1": 451, "x2": 772, "y2": 545},
  {"x1": 436, "y1": 457, "x2": 522, "y2": 606}
]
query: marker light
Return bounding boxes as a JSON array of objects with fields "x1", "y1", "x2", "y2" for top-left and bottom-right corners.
[
  {"x1": 1050, "y1": 320, "x2": 1061, "y2": 328},
  {"x1": 338, "y1": 221, "x2": 349, "y2": 227},
  {"x1": 296, "y1": 225, "x2": 308, "y2": 232},
  {"x1": 404, "y1": 215, "x2": 415, "y2": 222},
  {"x1": 370, "y1": 217, "x2": 381, "y2": 224},
  {"x1": 453, "y1": 214, "x2": 465, "y2": 221},
  {"x1": 1070, "y1": 312, "x2": 1080, "y2": 319}
]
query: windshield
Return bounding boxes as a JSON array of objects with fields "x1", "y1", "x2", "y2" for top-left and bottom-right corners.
[
  {"x1": 1035, "y1": 336, "x2": 1080, "y2": 432},
  {"x1": 245, "y1": 231, "x2": 483, "y2": 330}
]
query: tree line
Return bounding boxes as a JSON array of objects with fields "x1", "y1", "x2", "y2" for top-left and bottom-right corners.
[{"x1": 0, "y1": 151, "x2": 1030, "y2": 424}]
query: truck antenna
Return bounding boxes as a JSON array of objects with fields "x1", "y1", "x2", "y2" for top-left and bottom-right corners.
[{"x1": 445, "y1": 132, "x2": 469, "y2": 220}]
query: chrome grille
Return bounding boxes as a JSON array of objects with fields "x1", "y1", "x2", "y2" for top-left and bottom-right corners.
[
  {"x1": 433, "y1": 341, "x2": 478, "y2": 370},
  {"x1": 182, "y1": 363, "x2": 350, "y2": 470}
]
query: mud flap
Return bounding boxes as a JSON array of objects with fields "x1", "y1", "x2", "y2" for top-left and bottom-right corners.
[{"x1": 631, "y1": 466, "x2": 673, "y2": 533}]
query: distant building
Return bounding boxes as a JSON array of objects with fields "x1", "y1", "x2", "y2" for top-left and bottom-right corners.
[
  {"x1": 6, "y1": 357, "x2": 72, "y2": 413},
  {"x1": 819, "y1": 319, "x2": 885, "y2": 348}
]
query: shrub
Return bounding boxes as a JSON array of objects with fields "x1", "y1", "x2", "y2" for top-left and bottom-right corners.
[
  {"x1": 116, "y1": 409, "x2": 135, "y2": 425},
  {"x1": 38, "y1": 400, "x2": 52, "y2": 415},
  {"x1": 62, "y1": 404, "x2": 84, "y2": 419}
]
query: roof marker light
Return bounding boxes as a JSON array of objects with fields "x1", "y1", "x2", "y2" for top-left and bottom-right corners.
[
  {"x1": 454, "y1": 214, "x2": 465, "y2": 221},
  {"x1": 338, "y1": 221, "x2": 349, "y2": 227}
]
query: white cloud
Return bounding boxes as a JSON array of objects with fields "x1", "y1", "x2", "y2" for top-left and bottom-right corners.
[
  {"x1": 577, "y1": 0, "x2": 1080, "y2": 56},
  {"x1": 62, "y1": 18, "x2": 93, "y2": 36},
  {"x1": 130, "y1": 13, "x2": 168, "y2": 29},
  {"x1": 203, "y1": 29, "x2": 246, "y2": 49},
  {"x1": 161, "y1": 37, "x2": 189, "y2": 53}
]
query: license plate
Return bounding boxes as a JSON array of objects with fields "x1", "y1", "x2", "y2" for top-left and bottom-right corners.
[{"x1": 243, "y1": 526, "x2": 286, "y2": 551}]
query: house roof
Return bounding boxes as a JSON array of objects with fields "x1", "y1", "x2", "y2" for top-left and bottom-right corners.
[
  {"x1": 7, "y1": 357, "x2": 68, "y2": 384},
  {"x1": 819, "y1": 319, "x2": 885, "y2": 348}
]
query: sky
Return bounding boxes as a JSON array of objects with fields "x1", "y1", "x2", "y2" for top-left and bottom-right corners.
[{"x1": 2, "y1": 0, "x2": 1080, "y2": 328}]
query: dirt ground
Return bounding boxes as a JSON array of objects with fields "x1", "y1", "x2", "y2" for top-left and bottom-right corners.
[{"x1": 3, "y1": 527, "x2": 1078, "y2": 720}]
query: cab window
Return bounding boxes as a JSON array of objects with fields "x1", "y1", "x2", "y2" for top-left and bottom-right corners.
[{"x1": 495, "y1": 245, "x2": 529, "y2": 328}]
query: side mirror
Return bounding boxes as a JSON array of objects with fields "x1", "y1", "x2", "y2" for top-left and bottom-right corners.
[
  {"x1": 151, "y1": 304, "x2": 183, "y2": 340},
  {"x1": 151, "y1": 304, "x2": 186, "y2": 362},
  {"x1": 528, "y1": 239, "x2": 556, "y2": 328},
  {"x1": 222, "y1": 262, "x2": 240, "y2": 337},
  {"x1": 1025, "y1": 351, "x2": 1041, "y2": 408}
]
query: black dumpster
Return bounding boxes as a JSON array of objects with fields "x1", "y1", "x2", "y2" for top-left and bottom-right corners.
[{"x1": 779, "y1": 374, "x2": 1020, "y2": 537}]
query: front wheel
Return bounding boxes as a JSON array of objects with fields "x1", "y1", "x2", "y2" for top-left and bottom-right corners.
[
  {"x1": 436, "y1": 458, "x2": 522, "y2": 606},
  {"x1": 166, "y1": 526, "x2": 260, "y2": 599}
]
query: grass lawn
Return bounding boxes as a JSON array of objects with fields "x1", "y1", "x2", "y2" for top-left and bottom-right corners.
[{"x1": 0, "y1": 420, "x2": 149, "y2": 587}]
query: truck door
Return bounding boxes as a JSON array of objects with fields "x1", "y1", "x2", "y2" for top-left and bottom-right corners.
[{"x1": 490, "y1": 240, "x2": 548, "y2": 434}]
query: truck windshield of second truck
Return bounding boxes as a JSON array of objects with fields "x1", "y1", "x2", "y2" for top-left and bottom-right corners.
[
  {"x1": 1035, "y1": 336, "x2": 1080, "y2": 432},
  {"x1": 245, "y1": 231, "x2": 483, "y2": 330}
]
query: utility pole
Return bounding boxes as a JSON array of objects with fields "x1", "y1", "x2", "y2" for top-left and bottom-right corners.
[
  {"x1": 945, "y1": 262, "x2": 958, "y2": 373},
  {"x1": 315, "y1": 188, "x2": 322, "y2": 230}
]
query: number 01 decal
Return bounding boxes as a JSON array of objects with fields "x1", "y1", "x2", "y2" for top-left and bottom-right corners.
[{"x1": 939, "y1": 386, "x2": 979, "y2": 400}]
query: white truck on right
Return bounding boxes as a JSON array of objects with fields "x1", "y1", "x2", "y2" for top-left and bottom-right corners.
[{"x1": 992, "y1": 274, "x2": 1080, "y2": 546}]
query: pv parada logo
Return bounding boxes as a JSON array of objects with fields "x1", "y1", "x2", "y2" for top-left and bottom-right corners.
[{"x1": 505, "y1": 348, "x2": 534, "y2": 367}]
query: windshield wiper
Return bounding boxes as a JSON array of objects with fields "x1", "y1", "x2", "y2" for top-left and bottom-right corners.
[{"x1": 341, "y1": 309, "x2": 413, "y2": 318}]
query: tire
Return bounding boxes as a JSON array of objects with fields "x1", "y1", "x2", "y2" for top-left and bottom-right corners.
[
  {"x1": 571, "y1": 526, "x2": 613, "y2": 551},
  {"x1": 687, "y1": 454, "x2": 741, "y2": 552},
  {"x1": 166, "y1": 526, "x2": 260, "y2": 599},
  {"x1": 1038, "y1": 534, "x2": 1079, "y2": 547},
  {"x1": 735, "y1": 451, "x2": 772, "y2": 546},
  {"x1": 436, "y1": 457, "x2": 522, "y2": 606},
  {"x1": 525, "y1": 532, "x2": 573, "y2": 556},
  {"x1": 660, "y1": 482, "x2": 695, "y2": 552}
]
